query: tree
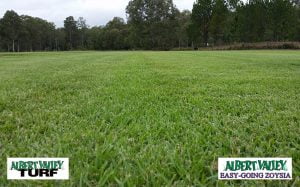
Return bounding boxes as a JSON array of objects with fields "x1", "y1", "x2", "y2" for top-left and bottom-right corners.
[
  {"x1": 86, "y1": 26, "x2": 104, "y2": 50},
  {"x1": 191, "y1": 0, "x2": 214, "y2": 46},
  {"x1": 55, "y1": 28, "x2": 67, "y2": 51},
  {"x1": 1, "y1": 2, "x2": 300, "y2": 52},
  {"x1": 126, "y1": 0, "x2": 179, "y2": 49},
  {"x1": 234, "y1": 0, "x2": 268, "y2": 42},
  {"x1": 0, "y1": 10, "x2": 22, "y2": 52},
  {"x1": 77, "y1": 17, "x2": 88, "y2": 49},
  {"x1": 175, "y1": 10, "x2": 192, "y2": 48},
  {"x1": 297, "y1": 5, "x2": 300, "y2": 41},
  {"x1": 0, "y1": 34, "x2": 3, "y2": 51},
  {"x1": 209, "y1": 0, "x2": 228, "y2": 45},
  {"x1": 103, "y1": 17, "x2": 129, "y2": 50},
  {"x1": 64, "y1": 16, "x2": 78, "y2": 50},
  {"x1": 268, "y1": 0, "x2": 297, "y2": 41},
  {"x1": 20, "y1": 16, "x2": 56, "y2": 51}
]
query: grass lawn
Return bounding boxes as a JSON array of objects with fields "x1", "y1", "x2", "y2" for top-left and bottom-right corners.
[{"x1": 0, "y1": 50, "x2": 299, "y2": 186}]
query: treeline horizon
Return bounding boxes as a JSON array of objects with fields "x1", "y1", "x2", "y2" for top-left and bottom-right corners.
[{"x1": 0, "y1": 0, "x2": 299, "y2": 52}]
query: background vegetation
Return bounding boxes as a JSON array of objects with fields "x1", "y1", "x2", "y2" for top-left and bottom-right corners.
[{"x1": 0, "y1": 0, "x2": 300, "y2": 51}]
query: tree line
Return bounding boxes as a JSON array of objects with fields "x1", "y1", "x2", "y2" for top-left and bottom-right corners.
[{"x1": 0, "y1": 0, "x2": 299, "y2": 51}]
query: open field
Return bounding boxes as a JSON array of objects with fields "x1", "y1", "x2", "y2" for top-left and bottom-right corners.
[{"x1": 0, "y1": 51, "x2": 300, "y2": 186}]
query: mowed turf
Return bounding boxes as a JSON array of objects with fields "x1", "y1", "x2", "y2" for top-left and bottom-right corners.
[{"x1": 0, "y1": 51, "x2": 299, "y2": 186}]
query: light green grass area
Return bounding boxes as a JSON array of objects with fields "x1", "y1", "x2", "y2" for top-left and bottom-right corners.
[{"x1": 0, "y1": 51, "x2": 300, "y2": 186}]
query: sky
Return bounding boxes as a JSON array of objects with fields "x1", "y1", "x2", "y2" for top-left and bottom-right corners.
[{"x1": 0, "y1": 0, "x2": 195, "y2": 27}]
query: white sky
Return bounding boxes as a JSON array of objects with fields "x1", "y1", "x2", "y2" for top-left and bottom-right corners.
[{"x1": 0, "y1": 0, "x2": 195, "y2": 27}]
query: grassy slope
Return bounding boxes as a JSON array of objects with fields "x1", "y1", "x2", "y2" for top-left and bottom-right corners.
[{"x1": 0, "y1": 51, "x2": 299, "y2": 186}]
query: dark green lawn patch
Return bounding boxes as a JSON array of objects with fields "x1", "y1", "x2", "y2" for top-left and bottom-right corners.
[{"x1": 0, "y1": 51, "x2": 299, "y2": 186}]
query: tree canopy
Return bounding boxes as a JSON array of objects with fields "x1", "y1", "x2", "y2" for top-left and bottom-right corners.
[{"x1": 0, "y1": 0, "x2": 299, "y2": 51}]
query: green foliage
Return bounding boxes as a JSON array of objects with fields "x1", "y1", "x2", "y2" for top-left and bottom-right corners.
[
  {"x1": 209, "y1": 0, "x2": 229, "y2": 44},
  {"x1": 0, "y1": 0, "x2": 300, "y2": 51},
  {"x1": 175, "y1": 10, "x2": 192, "y2": 48},
  {"x1": 64, "y1": 16, "x2": 79, "y2": 50},
  {"x1": 234, "y1": 0, "x2": 268, "y2": 42},
  {"x1": 267, "y1": 0, "x2": 298, "y2": 41},
  {"x1": 77, "y1": 17, "x2": 88, "y2": 49},
  {"x1": 126, "y1": 0, "x2": 179, "y2": 49},
  {"x1": 20, "y1": 16, "x2": 56, "y2": 51},
  {"x1": 85, "y1": 17, "x2": 129, "y2": 50},
  {"x1": 191, "y1": 0, "x2": 214, "y2": 45},
  {"x1": 190, "y1": 0, "x2": 300, "y2": 46},
  {"x1": 102, "y1": 17, "x2": 129, "y2": 50},
  {"x1": 298, "y1": 8, "x2": 300, "y2": 40},
  {"x1": 0, "y1": 10, "x2": 22, "y2": 51},
  {"x1": 0, "y1": 51, "x2": 299, "y2": 186}
]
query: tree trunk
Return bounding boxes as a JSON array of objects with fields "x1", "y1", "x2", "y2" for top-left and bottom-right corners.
[
  {"x1": 69, "y1": 31, "x2": 72, "y2": 50},
  {"x1": 18, "y1": 41, "x2": 20, "y2": 52},
  {"x1": 204, "y1": 31, "x2": 208, "y2": 47},
  {"x1": 12, "y1": 40, "x2": 15, "y2": 52},
  {"x1": 81, "y1": 34, "x2": 84, "y2": 47},
  {"x1": 55, "y1": 39, "x2": 58, "y2": 51}
]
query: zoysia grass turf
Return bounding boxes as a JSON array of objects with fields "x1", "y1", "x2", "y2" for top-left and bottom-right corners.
[{"x1": 0, "y1": 51, "x2": 299, "y2": 186}]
